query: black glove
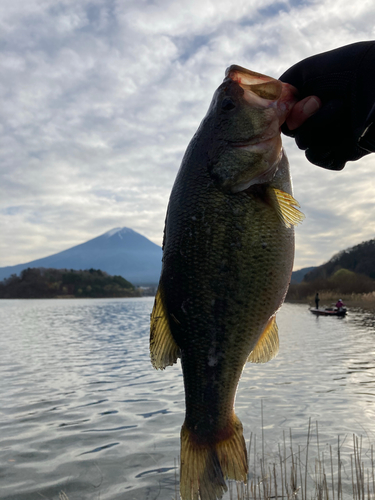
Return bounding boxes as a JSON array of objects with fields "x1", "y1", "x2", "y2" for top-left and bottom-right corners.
[{"x1": 279, "y1": 41, "x2": 375, "y2": 170}]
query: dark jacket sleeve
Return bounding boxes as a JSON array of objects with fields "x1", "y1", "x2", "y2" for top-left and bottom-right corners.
[{"x1": 279, "y1": 41, "x2": 375, "y2": 170}]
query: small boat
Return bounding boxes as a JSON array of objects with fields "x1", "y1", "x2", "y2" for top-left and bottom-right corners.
[{"x1": 310, "y1": 307, "x2": 347, "y2": 317}]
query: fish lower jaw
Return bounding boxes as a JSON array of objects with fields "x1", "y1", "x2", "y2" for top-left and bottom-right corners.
[{"x1": 231, "y1": 134, "x2": 278, "y2": 152}]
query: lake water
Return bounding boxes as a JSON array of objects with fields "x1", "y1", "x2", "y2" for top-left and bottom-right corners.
[{"x1": 1, "y1": 298, "x2": 375, "y2": 500}]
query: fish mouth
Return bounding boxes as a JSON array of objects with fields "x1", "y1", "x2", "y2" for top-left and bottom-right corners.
[
  {"x1": 225, "y1": 65, "x2": 298, "y2": 124},
  {"x1": 223, "y1": 65, "x2": 295, "y2": 193},
  {"x1": 225, "y1": 65, "x2": 283, "y2": 101}
]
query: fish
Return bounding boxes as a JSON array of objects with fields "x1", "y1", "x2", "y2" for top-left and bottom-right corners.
[{"x1": 150, "y1": 65, "x2": 304, "y2": 500}]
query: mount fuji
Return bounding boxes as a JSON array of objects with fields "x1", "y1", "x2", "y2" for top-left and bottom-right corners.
[{"x1": 0, "y1": 227, "x2": 163, "y2": 286}]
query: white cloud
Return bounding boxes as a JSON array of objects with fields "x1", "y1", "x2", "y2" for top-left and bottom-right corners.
[{"x1": 0, "y1": 0, "x2": 375, "y2": 271}]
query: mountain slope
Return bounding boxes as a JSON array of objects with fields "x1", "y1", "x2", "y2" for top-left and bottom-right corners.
[
  {"x1": 291, "y1": 266, "x2": 316, "y2": 284},
  {"x1": 304, "y1": 238, "x2": 375, "y2": 282},
  {"x1": 0, "y1": 227, "x2": 162, "y2": 286}
]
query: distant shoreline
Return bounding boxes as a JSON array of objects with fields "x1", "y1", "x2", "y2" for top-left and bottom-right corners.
[
  {"x1": 286, "y1": 291, "x2": 375, "y2": 312},
  {"x1": 0, "y1": 295, "x2": 154, "y2": 300},
  {"x1": 0, "y1": 268, "x2": 144, "y2": 300}
]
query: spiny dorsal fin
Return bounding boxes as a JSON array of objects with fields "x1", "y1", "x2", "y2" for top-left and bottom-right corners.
[
  {"x1": 269, "y1": 188, "x2": 305, "y2": 228},
  {"x1": 248, "y1": 315, "x2": 279, "y2": 363},
  {"x1": 150, "y1": 285, "x2": 180, "y2": 370}
]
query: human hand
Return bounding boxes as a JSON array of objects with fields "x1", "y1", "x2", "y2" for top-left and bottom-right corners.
[{"x1": 279, "y1": 41, "x2": 375, "y2": 170}]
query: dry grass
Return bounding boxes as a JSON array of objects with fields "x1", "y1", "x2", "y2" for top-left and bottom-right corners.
[
  {"x1": 56, "y1": 417, "x2": 375, "y2": 500},
  {"x1": 288, "y1": 291, "x2": 375, "y2": 312},
  {"x1": 227, "y1": 417, "x2": 375, "y2": 500},
  {"x1": 335, "y1": 292, "x2": 375, "y2": 311},
  {"x1": 171, "y1": 404, "x2": 375, "y2": 500}
]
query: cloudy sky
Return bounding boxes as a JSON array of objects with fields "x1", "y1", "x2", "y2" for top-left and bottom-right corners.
[{"x1": 1, "y1": 0, "x2": 375, "y2": 271}]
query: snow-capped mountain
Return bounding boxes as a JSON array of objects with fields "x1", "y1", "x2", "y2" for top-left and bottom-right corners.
[{"x1": 0, "y1": 227, "x2": 162, "y2": 286}]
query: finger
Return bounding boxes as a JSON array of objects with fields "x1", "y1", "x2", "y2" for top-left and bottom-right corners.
[
  {"x1": 285, "y1": 96, "x2": 321, "y2": 131},
  {"x1": 290, "y1": 99, "x2": 345, "y2": 150}
]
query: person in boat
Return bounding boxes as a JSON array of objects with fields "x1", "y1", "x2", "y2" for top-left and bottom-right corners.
[
  {"x1": 279, "y1": 41, "x2": 375, "y2": 170},
  {"x1": 315, "y1": 292, "x2": 320, "y2": 310},
  {"x1": 335, "y1": 299, "x2": 344, "y2": 311}
]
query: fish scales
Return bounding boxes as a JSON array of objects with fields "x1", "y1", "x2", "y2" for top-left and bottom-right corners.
[
  {"x1": 164, "y1": 160, "x2": 292, "y2": 430},
  {"x1": 150, "y1": 65, "x2": 304, "y2": 500}
]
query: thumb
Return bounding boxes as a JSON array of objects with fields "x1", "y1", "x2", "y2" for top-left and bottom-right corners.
[{"x1": 285, "y1": 96, "x2": 321, "y2": 131}]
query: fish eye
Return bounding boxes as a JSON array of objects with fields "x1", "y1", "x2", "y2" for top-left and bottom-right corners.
[{"x1": 221, "y1": 97, "x2": 235, "y2": 111}]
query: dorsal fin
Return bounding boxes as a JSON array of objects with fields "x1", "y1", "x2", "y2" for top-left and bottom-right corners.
[
  {"x1": 268, "y1": 188, "x2": 305, "y2": 228},
  {"x1": 248, "y1": 316, "x2": 279, "y2": 363},
  {"x1": 150, "y1": 285, "x2": 180, "y2": 370}
]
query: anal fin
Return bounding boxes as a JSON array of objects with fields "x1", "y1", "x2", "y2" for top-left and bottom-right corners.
[
  {"x1": 248, "y1": 315, "x2": 279, "y2": 363},
  {"x1": 268, "y1": 188, "x2": 305, "y2": 228},
  {"x1": 150, "y1": 285, "x2": 180, "y2": 370}
]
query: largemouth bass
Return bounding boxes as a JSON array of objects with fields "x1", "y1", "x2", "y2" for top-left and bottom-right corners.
[{"x1": 150, "y1": 65, "x2": 304, "y2": 500}]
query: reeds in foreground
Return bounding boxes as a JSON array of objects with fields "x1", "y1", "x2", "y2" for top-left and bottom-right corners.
[
  {"x1": 226, "y1": 417, "x2": 375, "y2": 500},
  {"x1": 57, "y1": 418, "x2": 375, "y2": 500}
]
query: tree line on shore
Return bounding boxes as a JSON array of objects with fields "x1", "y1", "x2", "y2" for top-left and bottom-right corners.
[
  {"x1": 2, "y1": 265, "x2": 374, "y2": 303},
  {"x1": 286, "y1": 268, "x2": 375, "y2": 302},
  {"x1": 0, "y1": 267, "x2": 141, "y2": 299}
]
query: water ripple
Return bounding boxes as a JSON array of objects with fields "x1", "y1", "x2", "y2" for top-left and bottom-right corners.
[
  {"x1": 0, "y1": 298, "x2": 375, "y2": 499},
  {"x1": 79, "y1": 442, "x2": 120, "y2": 455}
]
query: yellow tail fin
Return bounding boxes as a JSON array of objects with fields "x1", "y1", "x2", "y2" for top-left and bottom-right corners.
[{"x1": 180, "y1": 414, "x2": 247, "y2": 500}]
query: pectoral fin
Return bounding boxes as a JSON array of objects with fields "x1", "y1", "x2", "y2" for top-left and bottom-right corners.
[
  {"x1": 268, "y1": 188, "x2": 305, "y2": 228},
  {"x1": 248, "y1": 316, "x2": 279, "y2": 363},
  {"x1": 150, "y1": 285, "x2": 180, "y2": 370}
]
